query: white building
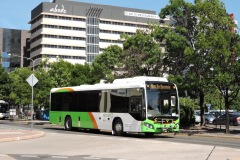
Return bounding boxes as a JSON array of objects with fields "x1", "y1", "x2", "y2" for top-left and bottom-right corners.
[{"x1": 29, "y1": 0, "x2": 168, "y2": 67}]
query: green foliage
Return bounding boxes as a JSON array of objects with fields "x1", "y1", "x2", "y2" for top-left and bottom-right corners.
[
  {"x1": 92, "y1": 45, "x2": 123, "y2": 82},
  {"x1": 120, "y1": 30, "x2": 166, "y2": 77},
  {"x1": 48, "y1": 59, "x2": 73, "y2": 87},
  {"x1": 0, "y1": 65, "x2": 11, "y2": 101},
  {"x1": 179, "y1": 98, "x2": 197, "y2": 127},
  {"x1": 34, "y1": 67, "x2": 52, "y2": 109},
  {"x1": 9, "y1": 67, "x2": 32, "y2": 106},
  {"x1": 160, "y1": 0, "x2": 240, "y2": 129}
]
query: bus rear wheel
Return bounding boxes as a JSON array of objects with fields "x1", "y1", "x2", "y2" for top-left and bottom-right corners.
[
  {"x1": 113, "y1": 119, "x2": 124, "y2": 136},
  {"x1": 64, "y1": 116, "x2": 72, "y2": 131}
]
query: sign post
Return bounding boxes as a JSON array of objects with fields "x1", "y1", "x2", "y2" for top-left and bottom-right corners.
[{"x1": 26, "y1": 74, "x2": 38, "y2": 130}]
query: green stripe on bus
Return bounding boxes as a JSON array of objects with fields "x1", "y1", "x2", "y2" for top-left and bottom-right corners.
[{"x1": 50, "y1": 111, "x2": 97, "y2": 129}]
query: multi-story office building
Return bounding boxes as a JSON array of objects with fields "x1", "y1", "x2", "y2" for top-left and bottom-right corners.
[
  {"x1": 0, "y1": 28, "x2": 30, "y2": 72},
  {"x1": 29, "y1": 0, "x2": 167, "y2": 66}
]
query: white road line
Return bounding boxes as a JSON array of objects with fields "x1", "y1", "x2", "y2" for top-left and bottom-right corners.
[
  {"x1": 84, "y1": 156, "x2": 101, "y2": 159},
  {"x1": 21, "y1": 155, "x2": 39, "y2": 158},
  {"x1": 0, "y1": 132, "x2": 23, "y2": 134},
  {"x1": 51, "y1": 155, "x2": 68, "y2": 158},
  {"x1": 135, "y1": 139, "x2": 144, "y2": 142},
  {"x1": 0, "y1": 154, "x2": 7, "y2": 157},
  {"x1": 120, "y1": 138, "x2": 129, "y2": 141},
  {"x1": 152, "y1": 141, "x2": 163, "y2": 144}
]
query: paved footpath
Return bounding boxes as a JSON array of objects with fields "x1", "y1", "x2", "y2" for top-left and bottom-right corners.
[{"x1": 0, "y1": 130, "x2": 45, "y2": 143}]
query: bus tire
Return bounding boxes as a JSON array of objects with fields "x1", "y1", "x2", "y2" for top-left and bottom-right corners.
[
  {"x1": 64, "y1": 116, "x2": 72, "y2": 131},
  {"x1": 145, "y1": 132, "x2": 154, "y2": 137},
  {"x1": 113, "y1": 119, "x2": 124, "y2": 136}
]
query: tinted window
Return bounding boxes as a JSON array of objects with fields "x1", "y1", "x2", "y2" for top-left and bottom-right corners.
[
  {"x1": 110, "y1": 89, "x2": 129, "y2": 113},
  {"x1": 51, "y1": 91, "x2": 100, "y2": 112}
]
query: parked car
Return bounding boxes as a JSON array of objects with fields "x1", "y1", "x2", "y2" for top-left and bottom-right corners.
[
  {"x1": 209, "y1": 111, "x2": 225, "y2": 118},
  {"x1": 195, "y1": 114, "x2": 201, "y2": 124},
  {"x1": 204, "y1": 114, "x2": 215, "y2": 124},
  {"x1": 212, "y1": 112, "x2": 240, "y2": 126}
]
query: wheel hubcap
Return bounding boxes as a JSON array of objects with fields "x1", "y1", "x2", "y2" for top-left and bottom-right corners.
[{"x1": 115, "y1": 123, "x2": 122, "y2": 132}]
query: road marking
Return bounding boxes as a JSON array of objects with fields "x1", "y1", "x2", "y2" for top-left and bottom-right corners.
[
  {"x1": 0, "y1": 132, "x2": 23, "y2": 134},
  {"x1": 21, "y1": 155, "x2": 39, "y2": 158},
  {"x1": 51, "y1": 156, "x2": 68, "y2": 158},
  {"x1": 84, "y1": 156, "x2": 101, "y2": 159},
  {"x1": 0, "y1": 154, "x2": 7, "y2": 157},
  {"x1": 120, "y1": 138, "x2": 129, "y2": 141},
  {"x1": 152, "y1": 141, "x2": 163, "y2": 144},
  {"x1": 135, "y1": 139, "x2": 144, "y2": 142}
]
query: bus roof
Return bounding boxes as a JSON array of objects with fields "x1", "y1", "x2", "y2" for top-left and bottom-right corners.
[
  {"x1": 51, "y1": 76, "x2": 169, "y2": 93},
  {"x1": 113, "y1": 76, "x2": 168, "y2": 84},
  {"x1": 0, "y1": 100, "x2": 7, "y2": 104}
]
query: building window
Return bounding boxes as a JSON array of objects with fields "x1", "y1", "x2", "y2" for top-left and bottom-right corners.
[
  {"x1": 73, "y1": 18, "x2": 86, "y2": 22},
  {"x1": 59, "y1": 16, "x2": 71, "y2": 20},
  {"x1": 73, "y1": 27, "x2": 86, "y2": 31},
  {"x1": 59, "y1": 26, "x2": 72, "y2": 30}
]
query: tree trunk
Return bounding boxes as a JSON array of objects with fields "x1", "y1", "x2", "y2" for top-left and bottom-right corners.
[
  {"x1": 200, "y1": 90, "x2": 205, "y2": 126},
  {"x1": 225, "y1": 88, "x2": 230, "y2": 134}
]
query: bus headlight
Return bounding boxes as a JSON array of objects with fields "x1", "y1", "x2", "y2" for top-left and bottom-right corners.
[{"x1": 143, "y1": 122, "x2": 154, "y2": 129}]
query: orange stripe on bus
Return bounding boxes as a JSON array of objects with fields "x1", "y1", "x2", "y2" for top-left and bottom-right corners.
[
  {"x1": 56, "y1": 88, "x2": 74, "y2": 92},
  {"x1": 88, "y1": 112, "x2": 98, "y2": 129}
]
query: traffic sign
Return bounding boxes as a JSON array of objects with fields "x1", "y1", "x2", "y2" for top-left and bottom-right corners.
[{"x1": 26, "y1": 74, "x2": 38, "y2": 87}]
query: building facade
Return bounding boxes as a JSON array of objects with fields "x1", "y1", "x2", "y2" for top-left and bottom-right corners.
[
  {"x1": 0, "y1": 28, "x2": 30, "y2": 72},
  {"x1": 29, "y1": 0, "x2": 166, "y2": 66}
]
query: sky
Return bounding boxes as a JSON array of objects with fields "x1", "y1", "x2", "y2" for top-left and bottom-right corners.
[{"x1": 0, "y1": 0, "x2": 239, "y2": 30}]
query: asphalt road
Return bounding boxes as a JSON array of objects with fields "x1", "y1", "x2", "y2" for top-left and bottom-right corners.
[
  {"x1": 1, "y1": 120, "x2": 240, "y2": 149},
  {"x1": 0, "y1": 121, "x2": 240, "y2": 160}
]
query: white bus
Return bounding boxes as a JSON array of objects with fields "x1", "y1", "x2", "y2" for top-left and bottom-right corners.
[
  {"x1": 50, "y1": 76, "x2": 180, "y2": 136},
  {"x1": 0, "y1": 100, "x2": 9, "y2": 120}
]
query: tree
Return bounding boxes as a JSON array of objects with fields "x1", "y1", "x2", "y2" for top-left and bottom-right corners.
[
  {"x1": 34, "y1": 67, "x2": 53, "y2": 110},
  {"x1": 160, "y1": 0, "x2": 235, "y2": 128},
  {"x1": 9, "y1": 67, "x2": 33, "y2": 113},
  {"x1": 48, "y1": 59, "x2": 73, "y2": 87},
  {"x1": 120, "y1": 30, "x2": 166, "y2": 77},
  {"x1": 210, "y1": 32, "x2": 240, "y2": 133},
  {"x1": 70, "y1": 63, "x2": 94, "y2": 85},
  {"x1": 0, "y1": 65, "x2": 11, "y2": 102},
  {"x1": 92, "y1": 45, "x2": 123, "y2": 82}
]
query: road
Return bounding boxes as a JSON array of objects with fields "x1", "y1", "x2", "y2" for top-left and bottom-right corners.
[{"x1": 0, "y1": 120, "x2": 240, "y2": 160}]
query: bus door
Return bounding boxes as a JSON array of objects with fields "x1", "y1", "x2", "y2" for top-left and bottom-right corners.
[{"x1": 129, "y1": 88, "x2": 145, "y2": 121}]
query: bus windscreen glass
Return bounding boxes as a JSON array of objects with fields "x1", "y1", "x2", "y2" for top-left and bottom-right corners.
[{"x1": 146, "y1": 82, "x2": 178, "y2": 118}]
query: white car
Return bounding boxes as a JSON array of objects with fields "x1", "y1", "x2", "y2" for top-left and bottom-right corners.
[{"x1": 195, "y1": 114, "x2": 201, "y2": 124}]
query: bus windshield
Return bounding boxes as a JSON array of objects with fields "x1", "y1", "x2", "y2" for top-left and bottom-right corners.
[{"x1": 146, "y1": 82, "x2": 178, "y2": 118}]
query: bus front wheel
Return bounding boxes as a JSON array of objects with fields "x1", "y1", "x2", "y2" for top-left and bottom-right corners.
[
  {"x1": 64, "y1": 116, "x2": 72, "y2": 131},
  {"x1": 113, "y1": 119, "x2": 124, "y2": 136},
  {"x1": 145, "y1": 132, "x2": 154, "y2": 137}
]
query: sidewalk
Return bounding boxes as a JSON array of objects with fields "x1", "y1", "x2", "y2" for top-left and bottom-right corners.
[
  {"x1": 177, "y1": 125, "x2": 240, "y2": 139},
  {"x1": 0, "y1": 120, "x2": 240, "y2": 143},
  {"x1": 0, "y1": 130, "x2": 45, "y2": 143},
  {"x1": 0, "y1": 119, "x2": 47, "y2": 143}
]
